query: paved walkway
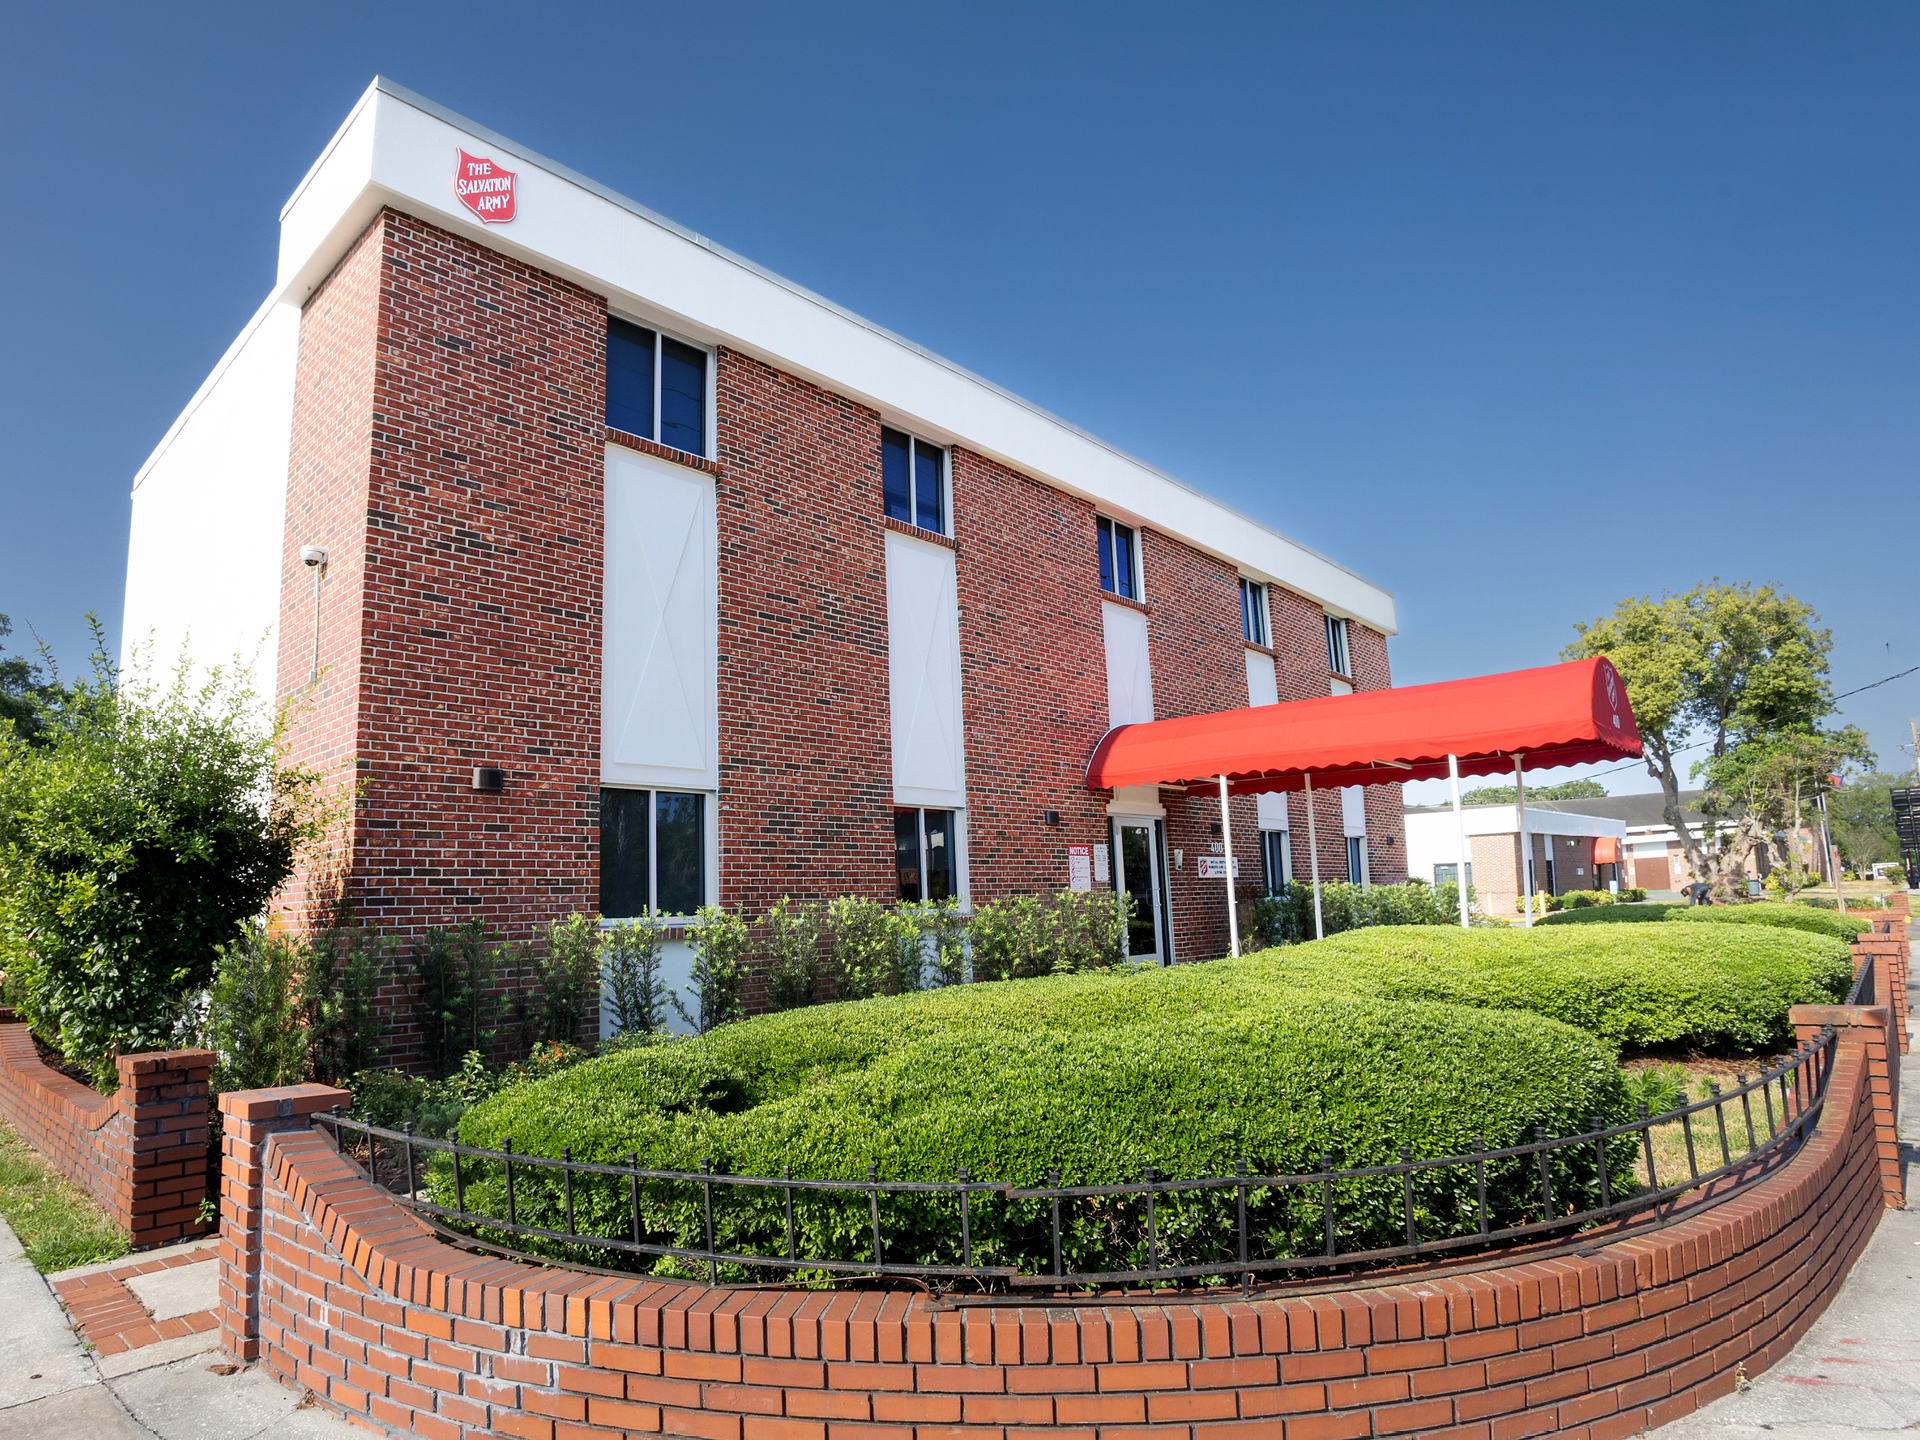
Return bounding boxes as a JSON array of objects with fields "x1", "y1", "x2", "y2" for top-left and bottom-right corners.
[
  {"x1": 0, "y1": 1220, "x2": 359, "y2": 1438},
  {"x1": 1658, "y1": 957, "x2": 1920, "y2": 1440}
]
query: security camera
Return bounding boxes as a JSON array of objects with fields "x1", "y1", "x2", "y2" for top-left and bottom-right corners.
[{"x1": 300, "y1": 546, "x2": 328, "y2": 567}]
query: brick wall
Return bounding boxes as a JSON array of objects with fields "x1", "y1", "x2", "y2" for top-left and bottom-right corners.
[
  {"x1": 219, "y1": 1005, "x2": 1896, "y2": 1439},
  {"x1": 272, "y1": 205, "x2": 1406, "y2": 1021},
  {"x1": 0, "y1": 1019, "x2": 211, "y2": 1247}
]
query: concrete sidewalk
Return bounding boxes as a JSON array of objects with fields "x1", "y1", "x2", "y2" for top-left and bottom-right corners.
[
  {"x1": 1657, "y1": 959, "x2": 1920, "y2": 1440},
  {"x1": 0, "y1": 1217, "x2": 360, "y2": 1439}
]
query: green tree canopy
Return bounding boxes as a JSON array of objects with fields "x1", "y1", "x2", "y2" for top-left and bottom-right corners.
[
  {"x1": 0, "y1": 616, "x2": 65, "y2": 747},
  {"x1": 1828, "y1": 770, "x2": 1915, "y2": 867},
  {"x1": 0, "y1": 625, "x2": 336, "y2": 1086},
  {"x1": 1458, "y1": 779, "x2": 1609, "y2": 807},
  {"x1": 1563, "y1": 581, "x2": 1866, "y2": 898}
]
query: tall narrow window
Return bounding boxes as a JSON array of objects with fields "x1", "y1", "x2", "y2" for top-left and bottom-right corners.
[
  {"x1": 894, "y1": 807, "x2": 957, "y2": 902},
  {"x1": 1240, "y1": 579, "x2": 1266, "y2": 645},
  {"x1": 879, "y1": 427, "x2": 947, "y2": 535},
  {"x1": 1097, "y1": 517, "x2": 1138, "y2": 600},
  {"x1": 1261, "y1": 829, "x2": 1291, "y2": 895},
  {"x1": 605, "y1": 318, "x2": 709, "y2": 458},
  {"x1": 599, "y1": 788, "x2": 708, "y2": 917},
  {"x1": 1325, "y1": 615, "x2": 1350, "y2": 677},
  {"x1": 1346, "y1": 835, "x2": 1367, "y2": 887}
]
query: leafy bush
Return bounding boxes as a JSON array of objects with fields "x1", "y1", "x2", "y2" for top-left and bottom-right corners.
[
  {"x1": 1250, "y1": 880, "x2": 1466, "y2": 945},
  {"x1": 413, "y1": 921, "x2": 511, "y2": 1079},
  {"x1": 969, "y1": 891, "x2": 1129, "y2": 980},
  {"x1": 526, "y1": 914, "x2": 600, "y2": 1048},
  {"x1": 1265, "y1": 925, "x2": 1852, "y2": 1050},
  {"x1": 1663, "y1": 902, "x2": 1871, "y2": 940},
  {"x1": 673, "y1": 906, "x2": 750, "y2": 1034},
  {"x1": 602, "y1": 917, "x2": 669, "y2": 1035},
  {"x1": 447, "y1": 959, "x2": 1630, "y2": 1278},
  {"x1": 761, "y1": 898, "x2": 823, "y2": 1011},
  {"x1": 0, "y1": 640, "x2": 333, "y2": 1087},
  {"x1": 1556, "y1": 890, "x2": 1613, "y2": 910},
  {"x1": 1538, "y1": 904, "x2": 1685, "y2": 925},
  {"x1": 1539, "y1": 899, "x2": 1869, "y2": 941}
]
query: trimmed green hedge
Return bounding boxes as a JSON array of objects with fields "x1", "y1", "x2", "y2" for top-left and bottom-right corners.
[
  {"x1": 1264, "y1": 925, "x2": 1852, "y2": 1050},
  {"x1": 1538, "y1": 898, "x2": 1871, "y2": 941},
  {"x1": 1536, "y1": 903, "x2": 1686, "y2": 926},
  {"x1": 1663, "y1": 902, "x2": 1872, "y2": 940},
  {"x1": 444, "y1": 961, "x2": 1630, "y2": 1277}
]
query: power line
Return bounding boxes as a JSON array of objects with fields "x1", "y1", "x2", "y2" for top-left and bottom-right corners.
[{"x1": 1572, "y1": 661, "x2": 1918, "y2": 785}]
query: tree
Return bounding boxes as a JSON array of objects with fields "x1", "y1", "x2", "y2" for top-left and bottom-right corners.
[
  {"x1": 0, "y1": 628, "x2": 334, "y2": 1087},
  {"x1": 1564, "y1": 581, "x2": 1855, "y2": 899},
  {"x1": 1458, "y1": 779, "x2": 1609, "y2": 806},
  {"x1": 0, "y1": 616, "x2": 65, "y2": 747},
  {"x1": 1827, "y1": 771, "x2": 1912, "y2": 867}
]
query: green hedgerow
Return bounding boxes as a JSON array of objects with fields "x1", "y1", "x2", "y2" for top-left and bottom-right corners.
[
  {"x1": 444, "y1": 959, "x2": 1630, "y2": 1278},
  {"x1": 1262, "y1": 924, "x2": 1852, "y2": 1050},
  {"x1": 1536, "y1": 904, "x2": 1685, "y2": 926},
  {"x1": 1662, "y1": 902, "x2": 1872, "y2": 941}
]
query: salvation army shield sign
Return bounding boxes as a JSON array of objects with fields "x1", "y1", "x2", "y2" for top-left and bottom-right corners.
[{"x1": 453, "y1": 149, "x2": 517, "y2": 224}]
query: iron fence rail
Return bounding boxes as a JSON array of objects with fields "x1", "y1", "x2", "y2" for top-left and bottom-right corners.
[{"x1": 314, "y1": 1022, "x2": 1838, "y2": 1293}]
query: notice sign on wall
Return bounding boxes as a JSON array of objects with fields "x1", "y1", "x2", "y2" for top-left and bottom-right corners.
[
  {"x1": 1196, "y1": 856, "x2": 1241, "y2": 880},
  {"x1": 454, "y1": 149, "x2": 517, "y2": 224},
  {"x1": 1067, "y1": 845, "x2": 1093, "y2": 892}
]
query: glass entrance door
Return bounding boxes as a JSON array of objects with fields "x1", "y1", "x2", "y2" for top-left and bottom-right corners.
[{"x1": 1117, "y1": 819, "x2": 1165, "y2": 964}]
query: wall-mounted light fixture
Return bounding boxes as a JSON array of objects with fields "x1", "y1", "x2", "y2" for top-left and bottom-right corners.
[
  {"x1": 472, "y1": 767, "x2": 505, "y2": 793},
  {"x1": 300, "y1": 546, "x2": 328, "y2": 685},
  {"x1": 1043, "y1": 810, "x2": 1060, "y2": 827},
  {"x1": 1209, "y1": 821, "x2": 1224, "y2": 836}
]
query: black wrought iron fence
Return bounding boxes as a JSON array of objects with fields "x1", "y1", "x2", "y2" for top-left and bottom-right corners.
[
  {"x1": 315, "y1": 1026, "x2": 1837, "y2": 1293},
  {"x1": 1845, "y1": 949, "x2": 1874, "y2": 1006}
]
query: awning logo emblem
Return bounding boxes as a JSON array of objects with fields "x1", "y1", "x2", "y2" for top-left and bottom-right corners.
[{"x1": 454, "y1": 149, "x2": 517, "y2": 224}]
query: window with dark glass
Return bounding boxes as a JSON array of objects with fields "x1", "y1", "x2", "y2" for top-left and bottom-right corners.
[
  {"x1": 1097, "y1": 517, "x2": 1137, "y2": 600},
  {"x1": 599, "y1": 788, "x2": 707, "y2": 917},
  {"x1": 1240, "y1": 579, "x2": 1266, "y2": 645},
  {"x1": 1261, "y1": 829, "x2": 1291, "y2": 895},
  {"x1": 1325, "y1": 615, "x2": 1350, "y2": 677},
  {"x1": 894, "y1": 807, "x2": 957, "y2": 902},
  {"x1": 1433, "y1": 862, "x2": 1474, "y2": 889},
  {"x1": 604, "y1": 318, "x2": 708, "y2": 458},
  {"x1": 1346, "y1": 835, "x2": 1366, "y2": 887},
  {"x1": 880, "y1": 428, "x2": 946, "y2": 535}
]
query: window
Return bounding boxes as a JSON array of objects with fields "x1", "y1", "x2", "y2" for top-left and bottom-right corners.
[
  {"x1": 1097, "y1": 517, "x2": 1138, "y2": 600},
  {"x1": 1261, "y1": 830, "x2": 1291, "y2": 895},
  {"x1": 1433, "y1": 862, "x2": 1474, "y2": 889},
  {"x1": 605, "y1": 317, "x2": 708, "y2": 458},
  {"x1": 881, "y1": 428, "x2": 946, "y2": 535},
  {"x1": 599, "y1": 788, "x2": 707, "y2": 917},
  {"x1": 894, "y1": 808, "x2": 957, "y2": 902},
  {"x1": 1324, "y1": 615, "x2": 1350, "y2": 677},
  {"x1": 1240, "y1": 579, "x2": 1266, "y2": 646},
  {"x1": 1346, "y1": 836, "x2": 1367, "y2": 887}
]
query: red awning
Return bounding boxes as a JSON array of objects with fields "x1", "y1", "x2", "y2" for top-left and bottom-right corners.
[
  {"x1": 1593, "y1": 837, "x2": 1621, "y2": 865},
  {"x1": 1085, "y1": 657, "x2": 1641, "y2": 796}
]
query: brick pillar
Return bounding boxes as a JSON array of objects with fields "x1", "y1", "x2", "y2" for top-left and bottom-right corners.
[
  {"x1": 113, "y1": 1049, "x2": 215, "y2": 1247},
  {"x1": 1849, "y1": 934, "x2": 1911, "y2": 1054},
  {"x1": 217, "y1": 1084, "x2": 350, "y2": 1361},
  {"x1": 1791, "y1": 1004, "x2": 1902, "y2": 1209}
]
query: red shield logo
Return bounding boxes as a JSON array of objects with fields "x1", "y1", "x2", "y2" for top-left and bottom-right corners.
[{"x1": 453, "y1": 149, "x2": 517, "y2": 224}]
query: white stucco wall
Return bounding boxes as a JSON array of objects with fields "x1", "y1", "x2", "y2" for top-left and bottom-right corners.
[{"x1": 122, "y1": 295, "x2": 298, "y2": 699}]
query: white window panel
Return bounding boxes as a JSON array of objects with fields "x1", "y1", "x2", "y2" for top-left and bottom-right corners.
[
  {"x1": 1256, "y1": 792, "x2": 1289, "y2": 828},
  {"x1": 886, "y1": 530, "x2": 967, "y2": 808},
  {"x1": 1244, "y1": 647, "x2": 1279, "y2": 708},
  {"x1": 1341, "y1": 785, "x2": 1367, "y2": 838},
  {"x1": 1102, "y1": 601, "x2": 1155, "y2": 728},
  {"x1": 601, "y1": 446, "x2": 718, "y2": 790}
]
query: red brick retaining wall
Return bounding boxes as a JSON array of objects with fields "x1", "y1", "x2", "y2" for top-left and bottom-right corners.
[
  {"x1": 219, "y1": 1008, "x2": 1896, "y2": 1440},
  {"x1": 0, "y1": 1017, "x2": 212, "y2": 1247}
]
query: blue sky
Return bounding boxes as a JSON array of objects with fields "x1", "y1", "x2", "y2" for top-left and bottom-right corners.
[{"x1": 2, "y1": 2, "x2": 1915, "y2": 801}]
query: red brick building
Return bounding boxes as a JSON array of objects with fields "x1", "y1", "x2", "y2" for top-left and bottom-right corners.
[{"x1": 122, "y1": 80, "x2": 1403, "y2": 1023}]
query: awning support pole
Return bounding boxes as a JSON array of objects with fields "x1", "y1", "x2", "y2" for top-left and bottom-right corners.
[
  {"x1": 1218, "y1": 775, "x2": 1240, "y2": 958},
  {"x1": 1449, "y1": 754, "x2": 1471, "y2": 930},
  {"x1": 1514, "y1": 754, "x2": 1534, "y2": 928},
  {"x1": 1304, "y1": 773, "x2": 1324, "y2": 941}
]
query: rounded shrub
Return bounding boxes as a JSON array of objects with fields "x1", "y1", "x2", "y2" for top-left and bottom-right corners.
[
  {"x1": 1263, "y1": 924, "x2": 1853, "y2": 1050},
  {"x1": 442, "y1": 962, "x2": 1630, "y2": 1279},
  {"x1": 1538, "y1": 903, "x2": 1684, "y2": 926}
]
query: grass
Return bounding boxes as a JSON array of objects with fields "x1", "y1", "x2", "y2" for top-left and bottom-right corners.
[
  {"x1": 0, "y1": 1112, "x2": 128, "y2": 1273},
  {"x1": 1620, "y1": 1060, "x2": 1790, "y2": 1194}
]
